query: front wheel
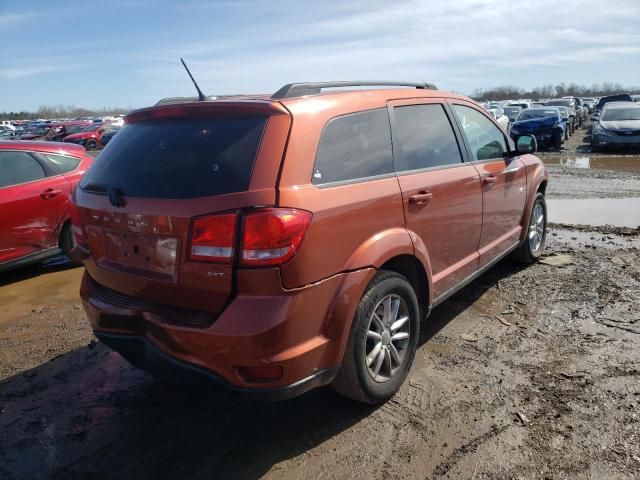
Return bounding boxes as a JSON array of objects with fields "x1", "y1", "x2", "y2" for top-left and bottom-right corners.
[
  {"x1": 513, "y1": 193, "x2": 547, "y2": 264},
  {"x1": 332, "y1": 270, "x2": 420, "y2": 404},
  {"x1": 85, "y1": 139, "x2": 98, "y2": 150},
  {"x1": 553, "y1": 134, "x2": 562, "y2": 150}
]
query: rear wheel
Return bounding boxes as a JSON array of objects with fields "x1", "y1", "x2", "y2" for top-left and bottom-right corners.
[
  {"x1": 332, "y1": 270, "x2": 420, "y2": 404},
  {"x1": 85, "y1": 139, "x2": 98, "y2": 150},
  {"x1": 513, "y1": 193, "x2": 547, "y2": 264}
]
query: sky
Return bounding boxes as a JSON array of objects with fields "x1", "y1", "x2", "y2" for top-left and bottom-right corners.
[{"x1": 1, "y1": 0, "x2": 639, "y2": 112}]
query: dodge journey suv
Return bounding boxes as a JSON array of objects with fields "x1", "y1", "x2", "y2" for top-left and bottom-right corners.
[{"x1": 72, "y1": 81, "x2": 548, "y2": 404}]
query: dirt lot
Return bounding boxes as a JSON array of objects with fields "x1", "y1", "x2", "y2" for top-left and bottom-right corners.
[{"x1": 1, "y1": 123, "x2": 639, "y2": 480}]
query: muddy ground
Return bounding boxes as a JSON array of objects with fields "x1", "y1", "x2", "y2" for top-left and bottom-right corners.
[{"x1": 1, "y1": 123, "x2": 640, "y2": 480}]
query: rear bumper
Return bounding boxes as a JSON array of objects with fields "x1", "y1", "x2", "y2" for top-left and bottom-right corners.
[
  {"x1": 96, "y1": 332, "x2": 339, "y2": 401},
  {"x1": 81, "y1": 267, "x2": 373, "y2": 399}
]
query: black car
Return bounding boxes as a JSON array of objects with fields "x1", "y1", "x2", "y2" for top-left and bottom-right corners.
[
  {"x1": 594, "y1": 94, "x2": 634, "y2": 117},
  {"x1": 99, "y1": 128, "x2": 120, "y2": 148}
]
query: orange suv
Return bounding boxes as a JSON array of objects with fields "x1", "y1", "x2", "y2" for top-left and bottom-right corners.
[{"x1": 72, "y1": 81, "x2": 548, "y2": 403}]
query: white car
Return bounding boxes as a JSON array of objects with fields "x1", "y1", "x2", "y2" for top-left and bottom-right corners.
[
  {"x1": 487, "y1": 108, "x2": 510, "y2": 132},
  {"x1": 0, "y1": 121, "x2": 16, "y2": 131}
]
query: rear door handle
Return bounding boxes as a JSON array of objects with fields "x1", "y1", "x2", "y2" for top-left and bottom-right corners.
[
  {"x1": 408, "y1": 192, "x2": 433, "y2": 205},
  {"x1": 483, "y1": 176, "x2": 497, "y2": 187},
  {"x1": 40, "y1": 188, "x2": 62, "y2": 199}
]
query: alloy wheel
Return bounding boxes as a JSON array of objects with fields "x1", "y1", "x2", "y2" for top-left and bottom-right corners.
[
  {"x1": 364, "y1": 294, "x2": 411, "y2": 383},
  {"x1": 529, "y1": 203, "x2": 545, "y2": 253}
]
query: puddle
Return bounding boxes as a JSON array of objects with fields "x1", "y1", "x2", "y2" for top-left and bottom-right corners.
[
  {"x1": 547, "y1": 197, "x2": 640, "y2": 227},
  {"x1": 543, "y1": 155, "x2": 640, "y2": 174}
]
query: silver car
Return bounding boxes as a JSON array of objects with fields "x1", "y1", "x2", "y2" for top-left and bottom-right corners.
[{"x1": 591, "y1": 102, "x2": 640, "y2": 151}]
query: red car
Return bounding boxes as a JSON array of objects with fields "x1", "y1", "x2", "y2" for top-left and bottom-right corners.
[
  {"x1": 63, "y1": 124, "x2": 111, "y2": 150},
  {"x1": 0, "y1": 141, "x2": 93, "y2": 271}
]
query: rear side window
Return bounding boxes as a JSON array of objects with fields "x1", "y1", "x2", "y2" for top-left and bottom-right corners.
[
  {"x1": 312, "y1": 109, "x2": 393, "y2": 185},
  {"x1": 452, "y1": 105, "x2": 507, "y2": 161},
  {"x1": 43, "y1": 154, "x2": 80, "y2": 173},
  {"x1": 393, "y1": 104, "x2": 462, "y2": 171},
  {"x1": 0, "y1": 151, "x2": 45, "y2": 188},
  {"x1": 80, "y1": 117, "x2": 267, "y2": 198}
]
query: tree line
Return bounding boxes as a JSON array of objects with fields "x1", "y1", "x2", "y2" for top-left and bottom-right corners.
[
  {"x1": 471, "y1": 82, "x2": 640, "y2": 101},
  {"x1": 0, "y1": 105, "x2": 130, "y2": 120}
]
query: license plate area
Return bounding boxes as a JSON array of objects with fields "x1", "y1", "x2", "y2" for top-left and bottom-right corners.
[{"x1": 101, "y1": 230, "x2": 178, "y2": 283}]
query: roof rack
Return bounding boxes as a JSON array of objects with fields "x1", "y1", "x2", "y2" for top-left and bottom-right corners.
[{"x1": 271, "y1": 81, "x2": 438, "y2": 100}]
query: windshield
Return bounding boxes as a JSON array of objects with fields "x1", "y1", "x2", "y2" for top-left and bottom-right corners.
[
  {"x1": 602, "y1": 108, "x2": 640, "y2": 121},
  {"x1": 80, "y1": 116, "x2": 268, "y2": 199},
  {"x1": 24, "y1": 126, "x2": 49, "y2": 135},
  {"x1": 517, "y1": 109, "x2": 559, "y2": 121}
]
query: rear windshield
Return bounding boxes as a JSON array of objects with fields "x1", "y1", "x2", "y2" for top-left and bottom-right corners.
[
  {"x1": 80, "y1": 116, "x2": 267, "y2": 198},
  {"x1": 518, "y1": 109, "x2": 560, "y2": 121},
  {"x1": 598, "y1": 95, "x2": 632, "y2": 107}
]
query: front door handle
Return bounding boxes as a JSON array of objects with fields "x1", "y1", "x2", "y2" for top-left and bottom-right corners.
[
  {"x1": 40, "y1": 188, "x2": 62, "y2": 199},
  {"x1": 408, "y1": 192, "x2": 433, "y2": 206}
]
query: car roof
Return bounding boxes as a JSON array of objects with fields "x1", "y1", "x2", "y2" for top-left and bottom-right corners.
[
  {"x1": 135, "y1": 85, "x2": 472, "y2": 120},
  {"x1": 0, "y1": 140, "x2": 87, "y2": 157}
]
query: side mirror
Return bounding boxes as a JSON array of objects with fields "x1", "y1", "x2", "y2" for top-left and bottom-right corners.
[{"x1": 516, "y1": 134, "x2": 537, "y2": 154}]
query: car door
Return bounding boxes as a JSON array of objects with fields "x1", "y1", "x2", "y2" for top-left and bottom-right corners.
[
  {"x1": 388, "y1": 99, "x2": 483, "y2": 298},
  {"x1": 0, "y1": 151, "x2": 72, "y2": 263},
  {"x1": 449, "y1": 102, "x2": 527, "y2": 268}
]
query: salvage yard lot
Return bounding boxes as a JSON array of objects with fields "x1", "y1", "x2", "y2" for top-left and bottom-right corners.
[{"x1": 1, "y1": 139, "x2": 640, "y2": 479}]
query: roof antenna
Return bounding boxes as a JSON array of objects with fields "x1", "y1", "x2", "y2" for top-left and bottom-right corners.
[{"x1": 180, "y1": 58, "x2": 206, "y2": 101}]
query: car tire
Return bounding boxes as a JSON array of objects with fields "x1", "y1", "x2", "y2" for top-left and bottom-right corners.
[
  {"x1": 331, "y1": 270, "x2": 420, "y2": 404},
  {"x1": 564, "y1": 128, "x2": 569, "y2": 141},
  {"x1": 60, "y1": 222, "x2": 81, "y2": 265},
  {"x1": 512, "y1": 193, "x2": 547, "y2": 264},
  {"x1": 553, "y1": 134, "x2": 562, "y2": 150},
  {"x1": 85, "y1": 139, "x2": 98, "y2": 150}
]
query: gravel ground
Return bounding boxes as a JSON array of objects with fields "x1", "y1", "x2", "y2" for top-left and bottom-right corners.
[{"x1": 1, "y1": 123, "x2": 639, "y2": 479}]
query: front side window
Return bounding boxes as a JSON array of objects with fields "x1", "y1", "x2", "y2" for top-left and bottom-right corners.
[
  {"x1": 0, "y1": 151, "x2": 46, "y2": 188},
  {"x1": 452, "y1": 105, "x2": 507, "y2": 161},
  {"x1": 312, "y1": 109, "x2": 393, "y2": 185},
  {"x1": 393, "y1": 104, "x2": 463, "y2": 172}
]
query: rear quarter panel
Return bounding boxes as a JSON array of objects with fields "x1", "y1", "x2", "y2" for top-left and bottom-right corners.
[{"x1": 276, "y1": 93, "x2": 413, "y2": 289}]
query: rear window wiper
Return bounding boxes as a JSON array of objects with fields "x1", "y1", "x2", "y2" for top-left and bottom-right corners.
[{"x1": 82, "y1": 183, "x2": 126, "y2": 207}]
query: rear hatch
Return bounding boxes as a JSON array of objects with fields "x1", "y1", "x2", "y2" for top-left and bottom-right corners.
[{"x1": 74, "y1": 101, "x2": 291, "y2": 315}]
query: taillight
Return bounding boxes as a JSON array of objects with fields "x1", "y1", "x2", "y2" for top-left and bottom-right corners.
[
  {"x1": 188, "y1": 208, "x2": 311, "y2": 266},
  {"x1": 190, "y1": 213, "x2": 237, "y2": 263},
  {"x1": 240, "y1": 208, "x2": 312, "y2": 267},
  {"x1": 69, "y1": 203, "x2": 88, "y2": 246}
]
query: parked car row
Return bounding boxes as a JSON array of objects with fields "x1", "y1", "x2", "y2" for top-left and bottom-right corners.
[{"x1": 0, "y1": 122, "x2": 121, "y2": 150}]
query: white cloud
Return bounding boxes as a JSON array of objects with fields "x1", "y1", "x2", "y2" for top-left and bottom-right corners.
[
  {"x1": 0, "y1": 66, "x2": 58, "y2": 80},
  {"x1": 0, "y1": 12, "x2": 35, "y2": 27}
]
